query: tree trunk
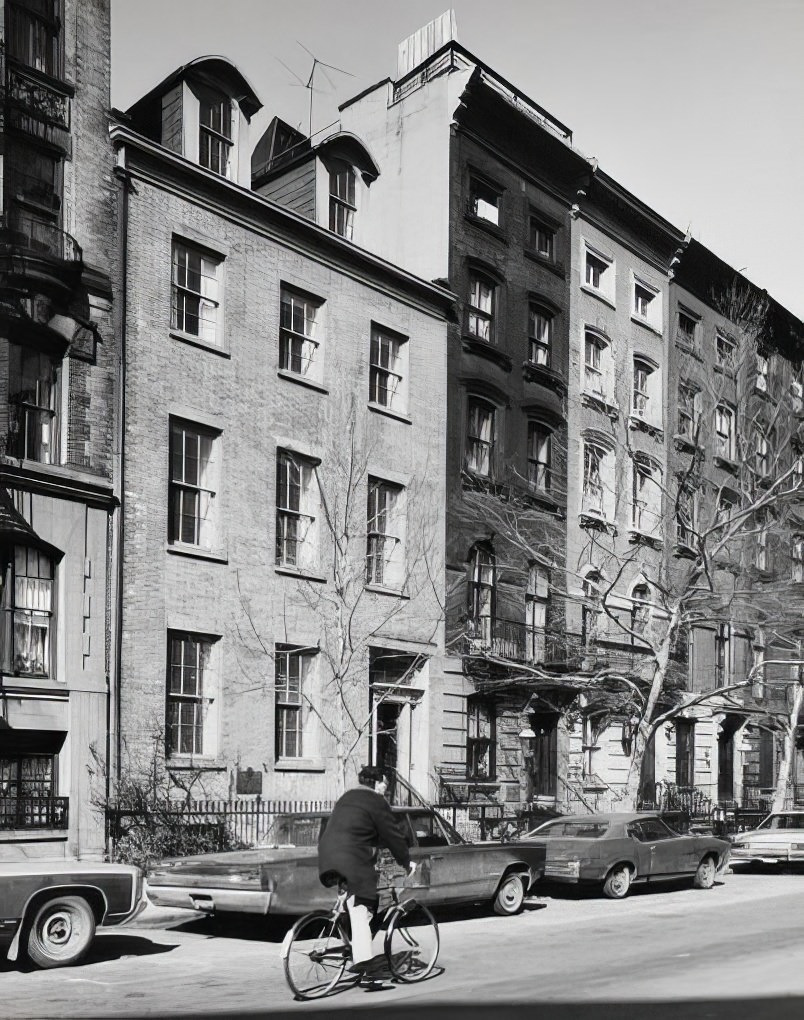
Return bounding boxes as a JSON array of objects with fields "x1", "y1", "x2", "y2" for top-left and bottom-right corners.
[
  {"x1": 620, "y1": 726, "x2": 647, "y2": 811},
  {"x1": 772, "y1": 683, "x2": 803, "y2": 813}
]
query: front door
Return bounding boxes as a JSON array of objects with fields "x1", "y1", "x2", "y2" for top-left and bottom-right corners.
[
  {"x1": 531, "y1": 712, "x2": 558, "y2": 797},
  {"x1": 718, "y1": 727, "x2": 734, "y2": 802}
]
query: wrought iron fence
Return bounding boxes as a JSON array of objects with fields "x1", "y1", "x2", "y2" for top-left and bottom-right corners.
[
  {"x1": 0, "y1": 796, "x2": 68, "y2": 830},
  {"x1": 1, "y1": 205, "x2": 82, "y2": 261},
  {"x1": 462, "y1": 619, "x2": 585, "y2": 668}
]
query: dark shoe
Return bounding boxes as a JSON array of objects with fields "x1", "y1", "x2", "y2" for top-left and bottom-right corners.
[{"x1": 348, "y1": 953, "x2": 386, "y2": 975}]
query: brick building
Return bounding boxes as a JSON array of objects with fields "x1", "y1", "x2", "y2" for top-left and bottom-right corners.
[
  {"x1": 0, "y1": 0, "x2": 118, "y2": 859},
  {"x1": 112, "y1": 57, "x2": 452, "y2": 804}
]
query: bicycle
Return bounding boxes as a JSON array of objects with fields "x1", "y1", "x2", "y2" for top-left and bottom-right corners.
[{"x1": 281, "y1": 873, "x2": 440, "y2": 1000}]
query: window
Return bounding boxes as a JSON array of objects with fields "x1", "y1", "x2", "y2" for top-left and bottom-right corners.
[
  {"x1": 0, "y1": 546, "x2": 55, "y2": 676},
  {"x1": 6, "y1": 142, "x2": 60, "y2": 222},
  {"x1": 329, "y1": 164, "x2": 356, "y2": 239},
  {"x1": 7, "y1": 0, "x2": 61, "y2": 77},
  {"x1": 366, "y1": 478, "x2": 404, "y2": 589},
  {"x1": 276, "y1": 451, "x2": 318, "y2": 570},
  {"x1": 583, "y1": 244, "x2": 614, "y2": 303},
  {"x1": 675, "y1": 719, "x2": 695, "y2": 787},
  {"x1": 677, "y1": 384, "x2": 700, "y2": 441},
  {"x1": 634, "y1": 284, "x2": 652, "y2": 319},
  {"x1": 465, "y1": 399, "x2": 495, "y2": 477},
  {"x1": 369, "y1": 325, "x2": 407, "y2": 411},
  {"x1": 631, "y1": 583, "x2": 650, "y2": 641},
  {"x1": 632, "y1": 358, "x2": 652, "y2": 418},
  {"x1": 794, "y1": 537, "x2": 804, "y2": 583},
  {"x1": 714, "y1": 404, "x2": 735, "y2": 460},
  {"x1": 754, "y1": 428, "x2": 770, "y2": 478},
  {"x1": 676, "y1": 485, "x2": 696, "y2": 548},
  {"x1": 581, "y1": 570, "x2": 602, "y2": 646},
  {"x1": 468, "y1": 177, "x2": 501, "y2": 225},
  {"x1": 756, "y1": 527, "x2": 768, "y2": 572},
  {"x1": 467, "y1": 273, "x2": 495, "y2": 342},
  {"x1": 528, "y1": 304, "x2": 552, "y2": 367},
  {"x1": 715, "y1": 623, "x2": 731, "y2": 687},
  {"x1": 529, "y1": 218, "x2": 555, "y2": 260},
  {"x1": 466, "y1": 697, "x2": 495, "y2": 779},
  {"x1": 631, "y1": 458, "x2": 662, "y2": 536},
  {"x1": 169, "y1": 421, "x2": 218, "y2": 548},
  {"x1": 171, "y1": 242, "x2": 221, "y2": 345},
  {"x1": 527, "y1": 422, "x2": 552, "y2": 491},
  {"x1": 582, "y1": 440, "x2": 614, "y2": 520},
  {"x1": 755, "y1": 353, "x2": 769, "y2": 393},
  {"x1": 275, "y1": 645, "x2": 313, "y2": 760},
  {"x1": 583, "y1": 330, "x2": 613, "y2": 403},
  {"x1": 468, "y1": 546, "x2": 495, "y2": 648},
  {"x1": 0, "y1": 753, "x2": 59, "y2": 828},
  {"x1": 166, "y1": 632, "x2": 217, "y2": 757},
  {"x1": 526, "y1": 564, "x2": 549, "y2": 662},
  {"x1": 715, "y1": 332, "x2": 736, "y2": 370},
  {"x1": 7, "y1": 347, "x2": 61, "y2": 464},
  {"x1": 752, "y1": 632, "x2": 766, "y2": 697},
  {"x1": 676, "y1": 310, "x2": 699, "y2": 349},
  {"x1": 279, "y1": 288, "x2": 321, "y2": 378},
  {"x1": 199, "y1": 91, "x2": 232, "y2": 177}
]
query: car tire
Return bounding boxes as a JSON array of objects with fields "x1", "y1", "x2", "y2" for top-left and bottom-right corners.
[
  {"x1": 602, "y1": 864, "x2": 632, "y2": 899},
  {"x1": 26, "y1": 895, "x2": 96, "y2": 969},
  {"x1": 693, "y1": 855, "x2": 717, "y2": 890},
  {"x1": 493, "y1": 873, "x2": 526, "y2": 915}
]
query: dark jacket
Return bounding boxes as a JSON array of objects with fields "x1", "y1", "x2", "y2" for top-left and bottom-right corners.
[{"x1": 318, "y1": 786, "x2": 411, "y2": 900}]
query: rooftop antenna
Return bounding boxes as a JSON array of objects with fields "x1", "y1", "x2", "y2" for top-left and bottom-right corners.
[{"x1": 276, "y1": 42, "x2": 354, "y2": 138}]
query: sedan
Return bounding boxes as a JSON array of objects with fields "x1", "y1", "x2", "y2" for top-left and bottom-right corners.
[
  {"x1": 518, "y1": 812, "x2": 730, "y2": 899},
  {"x1": 147, "y1": 805, "x2": 546, "y2": 918},
  {"x1": 729, "y1": 811, "x2": 804, "y2": 868}
]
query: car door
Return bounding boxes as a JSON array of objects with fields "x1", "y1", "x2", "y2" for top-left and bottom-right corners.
[
  {"x1": 631, "y1": 817, "x2": 688, "y2": 878},
  {"x1": 406, "y1": 811, "x2": 496, "y2": 904}
]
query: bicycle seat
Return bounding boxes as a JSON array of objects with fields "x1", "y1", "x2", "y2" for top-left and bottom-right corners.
[{"x1": 320, "y1": 870, "x2": 348, "y2": 891}]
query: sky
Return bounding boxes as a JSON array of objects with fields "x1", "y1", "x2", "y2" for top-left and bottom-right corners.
[{"x1": 111, "y1": 0, "x2": 804, "y2": 320}]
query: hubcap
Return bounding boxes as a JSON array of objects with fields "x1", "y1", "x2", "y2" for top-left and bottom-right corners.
[{"x1": 44, "y1": 912, "x2": 74, "y2": 947}]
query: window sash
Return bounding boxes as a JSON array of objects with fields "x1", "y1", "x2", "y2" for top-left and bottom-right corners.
[
  {"x1": 529, "y1": 221, "x2": 554, "y2": 258},
  {"x1": 172, "y1": 245, "x2": 220, "y2": 343},
  {"x1": 470, "y1": 180, "x2": 500, "y2": 224},
  {"x1": 167, "y1": 635, "x2": 212, "y2": 756},
  {"x1": 528, "y1": 425, "x2": 552, "y2": 490},
  {"x1": 367, "y1": 482, "x2": 400, "y2": 585},
  {"x1": 528, "y1": 308, "x2": 552, "y2": 366},
  {"x1": 585, "y1": 254, "x2": 606, "y2": 288},
  {"x1": 583, "y1": 446, "x2": 605, "y2": 512},
  {"x1": 466, "y1": 403, "x2": 494, "y2": 475},
  {"x1": 634, "y1": 286, "x2": 652, "y2": 317},
  {"x1": 715, "y1": 407, "x2": 734, "y2": 458},
  {"x1": 9, "y1": 348, "x2": 61, "y2": 465},
  {"x1": 170, "y1": 424, "x2": 216, "y2": 546},
  {"x1": 7, "y1": 2, "x2": 61, "y2": 77},
  {"x1": 369, "y1": 332, "x2": 403, "y2": 407},
  {"x1": 677, "y1": 313, "x2": 697, "y2": 347},
  {"x1": 468, "y1": 277, "x2": 494, "y2": 341}
]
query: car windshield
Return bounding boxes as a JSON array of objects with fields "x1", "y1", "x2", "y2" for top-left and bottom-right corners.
[
  {"x1": 526, "y1": 820, "x2": 610, "y2": 839},
  {"x1": 757, "y1": 814, "x2": 804, "y2": 830},
  {"x1": 259, "y1": 814, "x2": 325, "y2": 847}
]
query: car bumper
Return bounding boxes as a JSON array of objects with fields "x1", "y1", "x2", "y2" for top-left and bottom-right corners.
[
  {"x1": 730, "y1": 850, "x2": 804, "y2": 865},
  {"x1": 145, "y1": 882, "x2": 273, "y2": 915},
  {"x1": 106, "y1": 895, "x2": 149, "y2": 927}
]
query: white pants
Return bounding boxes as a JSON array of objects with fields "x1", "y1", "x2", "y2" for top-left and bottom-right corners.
[{"x1": 346, "y1": 896, "x2": 374, "y2": 964}]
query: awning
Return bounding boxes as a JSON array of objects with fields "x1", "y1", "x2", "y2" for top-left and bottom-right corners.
[
  {"x1": 0, "y1": 489, "x2": 64, "y2": 560},
  {"x1": 0, "y1": 728, "x2": 67, "y2": 755}
]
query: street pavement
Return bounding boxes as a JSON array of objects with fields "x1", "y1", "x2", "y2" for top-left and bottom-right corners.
[{"x1": 3, "y1": 870, "x2": 804, "y2": 1019}]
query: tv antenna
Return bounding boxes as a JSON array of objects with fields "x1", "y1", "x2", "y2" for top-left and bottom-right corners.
[{"x1": 276, "y1": 41, "x2": 355, "y2": 138}]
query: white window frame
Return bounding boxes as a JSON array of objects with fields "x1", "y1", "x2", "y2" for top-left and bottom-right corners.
[
  {"x1": 525, "y1": 564, "x2": 549, "y2": 663},
  {"x1": 7, "y1": 346, "x2": 63, "y2": 465},
  {"x1": 276, "y1": 450, "x2": 319, "y2": 572},
  {"x1": 583, "y1": 329, "x2": 614, "y2": 404},
  {"x1": 757, "y1": 527, "x2": 768, "y2": 572},
  {"x1": 469, "y1": 546, "x2": 495, "y2": 650},
  {"x1": 528, "y1": 304, "x2": 553, "y2": 367},
  {"x1": 171, "y1": 240, "x2": 223, "y2": 347},
  {"x1": 715, "y1": 331, "x2": 737, "y2": 371},
  {"x1": 529, "y1": 217, "x2": 555, "y2": 261},
  {"x1": 582, "y1": 242, "x2": 615, "y2": 304},
  {"x1": 676, "y1": 308, "x2": 699, "y2": 350},
  {"x1": 631, "y1": 274, "x2": 662, "y2": 331},
  {"x1": 467, "y1": 272, "x2": 496, "y2": 343},
  {"x1": 169, "y1": 420, "x2": 219, "y2": 549},
  {"x1": 279, "y1": 287, "x2": 323, "y2": 381},
  {"x1": 794, "y1": 537, "x2": 804, "y2": 583},
  {"x1": 369, "y1": 324, "x2": 408, "y2": 413},
  {"x1": 198, "y1": 90, "x2": 233, "y2": 178},
  {"x1": 714, "y1": 403, "x2": 736, "y2": 461},
  {"x1": 329, "y1": 164, "x2": 356, "y2": 239},
  {"x1": 468, "y1": 176, "x2": 502, "y2": 226},
  {"x1": 366, "y1": 478, "x2": 405, "y2": 590},
  {"x1": 677, "y1": 383, "x2": 700, "y2": 441},
  {"x1": 582, "y1": 439, "x2": 614, "y2": 521},
  {"x1": 754, "y1": 428, "x2": 770, "y2": 478},
  {"x1": 676, "y1": 484, "x2": 696, "y2": 548},
  {"x1": 630, "y1": 582, "x2": 651, "y2": 641},
  {"x1": 527, "y1": 422, "x2": 552, "y2": 492},
  {"x1": 274, "y1": 644, "x2": 318, "y2": 761},
  {"x1": 465, "y1": 398, "x2": 496, "y2": 477},
  {"x1": 631, "y1": 457, "x2": 662, "y2": 537},
  {"x1": 166, "y1": 631, "x2": 219, "y2": 759},
  {"x1": 755, "y1": 353, "x2": 769, "y2": 393}
]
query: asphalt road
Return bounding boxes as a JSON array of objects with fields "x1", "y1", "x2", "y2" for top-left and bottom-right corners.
[{"x1": 4, "y1": 871, "x2": 804, "y2": 1020}]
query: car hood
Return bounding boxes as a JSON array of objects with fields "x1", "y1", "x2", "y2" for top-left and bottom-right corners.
[{"x1": 734, "y1": 830, "x2": 804, "y2": 845}]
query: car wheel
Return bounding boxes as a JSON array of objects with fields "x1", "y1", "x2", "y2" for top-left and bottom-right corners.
[
  {"x1": 602, "y1": 864, "x2": 632, "y2": 899},
  {"x1": 493, "y1": 873, "x2": 526, "y2": 915},
  {"x1": 693, "y1": 855, "x2": 717, "y2": 890},
  {"x1": 26, "y1": 896, "x2": 96, "y2": 969}
]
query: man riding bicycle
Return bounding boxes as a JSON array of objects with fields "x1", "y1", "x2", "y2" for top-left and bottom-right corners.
[{"x1": 318, "y1": 765, "x2": 416, "y2": 976}]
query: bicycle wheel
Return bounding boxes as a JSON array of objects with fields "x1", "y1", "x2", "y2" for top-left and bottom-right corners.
[
  {"x1": 282, "y1": 911, "x2": 351, "y2": 1000},
  {"x1": 384, "y1": 902, "x2": 439, "y2": 982}
]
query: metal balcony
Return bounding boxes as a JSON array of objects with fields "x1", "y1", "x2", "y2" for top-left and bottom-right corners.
[
  {"x1": 5, "y1": 63, "x2": 72, "y2": 154},
  {"x1": 0, "y1": 795, "x2": 69, "y2": 830},
  {"x1": 0, "y1": 205, "x2": 82, "y2": 264},
  {"x1": 462, "y1": 619, "x2": 585, "y2": 669}
]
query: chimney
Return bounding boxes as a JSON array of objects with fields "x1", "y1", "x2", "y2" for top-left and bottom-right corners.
[{"x1": 397, "y1": 9, "x2": 458, "y2": 78}]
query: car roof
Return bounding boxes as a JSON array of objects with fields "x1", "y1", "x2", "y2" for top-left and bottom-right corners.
[
  {"x1": 540, "y1": 812, "x2": 660, "y2": 824},
  {"x1": 271, "y1": 806, "x2": 434, "y2": 819}
]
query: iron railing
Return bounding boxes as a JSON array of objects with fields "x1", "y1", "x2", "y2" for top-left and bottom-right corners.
[
  {"x1": 5, "y1": 63, "x2": 71, "y2": 152},
  {"x1": 462, "y1": 619, "x2": 585, "y2": 668},
  {"x1": 0, "y1": 205, "x2": 82, "y2": 262},
  {"x1": 0, "y1": 796, "x2": 68, "y2": 829}
]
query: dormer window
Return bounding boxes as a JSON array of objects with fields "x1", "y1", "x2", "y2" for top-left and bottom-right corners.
[
  {"x1": 199, "y1": 91, "x2": 233, "y2": 177},
  {"x1": 329, "y1": 164, "x2": 356, "y2": 239}
]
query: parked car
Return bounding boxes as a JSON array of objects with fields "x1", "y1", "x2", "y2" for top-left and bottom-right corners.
[
  {"x1": 517, "y1": 811, "x2": 730, "y2": 899},
  {"x1": 0, "y1": 859, "x2": 145, "y2": 968},
  {"x1": 146, "y1": 806, "x2": 546, "y2": 918},
  {"x1": 729, "y1": 810, "x2": 804, "y2": 868}
]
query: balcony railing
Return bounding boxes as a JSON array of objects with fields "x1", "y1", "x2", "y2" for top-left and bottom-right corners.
[
  {"x1": 0, "y1": 796, "x2": 69, "y2": 830},
  {"x1": 5, "y1": 63, "x2": 71, "y2": 153},
  {"x1": 0, "y1": 205, "x2": 82, "y2": 262},
  {"x1": 463, "y1": 619, "x2": 585, "y2": 668}
]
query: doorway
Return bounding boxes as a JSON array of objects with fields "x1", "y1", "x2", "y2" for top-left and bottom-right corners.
[{"x1": 530, "y1": 712, "x2": 558, "y2": 797}]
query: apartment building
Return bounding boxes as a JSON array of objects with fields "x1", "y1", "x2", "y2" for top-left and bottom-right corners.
[
  {"x1": 0, "y1": 0, "x2": 118, "y2": 859},
  {"x1": 112, "y1": 56, "x2": 451, "y2": 803}
]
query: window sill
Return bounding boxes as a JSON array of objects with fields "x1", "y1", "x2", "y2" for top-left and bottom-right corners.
[
  {"x1": 627, "y1": 529, "x2": 662, "y2": 550},
  {"x1": 712, "y1": 455, "x2": 740, "y2": 475},
  {"x1": 365, "y1": 583, "x2": 409, "y2": 599},
  {"x1": 522, "y1": 361, "x2": 567, "y2": 396},
  {"x1": 368, "y1": 402, "x2": 412, "y2": 425},
  {"x1": 275, "y1": 566, "x2": 328, "y2": 584},
  {"x1": 277, "y1": 369, "x2": 329, "y2": 395},
  {"x1": 628, "y1": 414, "x2": 663, "y2": 439},
  {"x1": 713, "y1": 364, "x2": 736, "y2": 379},
  {"x1": 274, "y1": 758, "x2": 326, "y2": 772},
  {"x1": 170, "y1": 330, "x2": 230, "y2": 358},
  {"x1": 522, "y1": 248, "x2": 565, "y2": 278},
  {"x1": 673, "y1": 434, "x2": 700, "y2": 455},
  {"x1": 630, "y1": 315, "x2": 663, "y2": 337},
  {"x1": 463, "y1": 212, "x2": 507, "y2": 243},
  {"x1": 461, "y1": 335, "x2": 512, "y2": 372},
  {"x1": 580, "y1": 284, "x2": 616, "y2": 310},
  {"x1": 675, "y1": 341, "x2": 702, "y2": 361},
  {"x1": 581, "y1": 392, "x2": 619, "y2": 419},
  {"x1": 673, "y1": 542, "x2": 697, "y2": 560},
  {"x1": 578, "y1": 511, "x2": 616, "y2": 534},
  {"x1": 167, "y1": 544, "x2": 229, "y2": 564},
  {"x1": 167, "y1": 759, "x2": 227, "y2": 771}
]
